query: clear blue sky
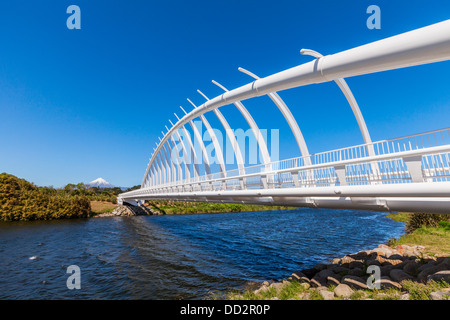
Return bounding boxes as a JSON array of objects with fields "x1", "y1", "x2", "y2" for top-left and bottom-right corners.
[{"x1": 0, "y1": 1, "x2": 449, "y2": 188}]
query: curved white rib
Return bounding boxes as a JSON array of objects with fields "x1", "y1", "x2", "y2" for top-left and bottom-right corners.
[
  {"x1": 212, "y1": 80, "x2": 271, "y2": 166},
  {"x1": 197, "y1": 90, "x2": 246, "y2": 176},
  {"x1": 155, "y1": 153, "x2": 163, "y2": 185},
  {"x1": 300, "y1": 49, "x2": 375, "y2": 157},
  {"x1": 162, "y1": 132, "x2": 177, "y2": 183},
  {"x1": 168, "y1": 119, "x2": 192, "y2": 181},
  {"x1": 182, "y1": 102, "x2": 212, "y2": 176},
  {"x1": 181, "y1": 126, "x2": 201, "y2": 178},
  {"x1": 175, "y1": 112, "x2": 201, "y2": 178},
  {"x1": 238, "y1": 67, "x2": 311, "y2": 165},
  {"x1": 167, "y1": 133, "x2": 184, "y2": 182},
  {"x1": 160, "y1": 142, "x2": 172, "y2": 184},
  {"x1": 141, "y1": 19, "x2": 450, "y2": 187},
  {"x1": 159, "y1": 151, "x2": 167, "y2": 185},
  {"x1": 187, "y1": 99, "x2": 227, "y2": 176}
]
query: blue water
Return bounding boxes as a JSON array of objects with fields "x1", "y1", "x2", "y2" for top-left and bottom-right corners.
[{"x1": 0, "y1": 208, "x2": 405, "y2": 299}]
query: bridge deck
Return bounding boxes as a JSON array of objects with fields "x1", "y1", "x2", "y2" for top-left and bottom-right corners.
[{"x1": 119, "y1": 128, "x2": 450, "y2": 214}]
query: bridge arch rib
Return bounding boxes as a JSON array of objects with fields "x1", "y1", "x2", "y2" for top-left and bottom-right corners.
[
  {"x1": 300, "y1": 49, "x2": 375, "y2": 157},
  {"x1": 181, "y1": 104, "x2": 212, "y2": 177},
  {"x1": 238, "y1": 67, "x2": 311, "y2": 165},
  {"x1": 211, "y1": 80, "x2": 271, "y2": 167},
  {"x1": 128, "y1": 20, "x2": 450, "y2": 214},
  {"x1": 197, "y1": 89, "x2": 246, "y2": 188}
]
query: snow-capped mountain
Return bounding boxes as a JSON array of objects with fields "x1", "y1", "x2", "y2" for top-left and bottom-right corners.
[{"x1": 88, "y1": 178, "x2": 115, "y2": 189}]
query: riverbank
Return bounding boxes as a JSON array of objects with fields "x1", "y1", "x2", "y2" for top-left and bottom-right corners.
[
  {"x1": 144, "y1": 200, "x2": 293, "y2": 215},
  {"x1": 90, "y1": 200, "x2": 293, "y2": 218},
  {"x1": 222, "y1": 212, "x2": 450, "y2": 300}
]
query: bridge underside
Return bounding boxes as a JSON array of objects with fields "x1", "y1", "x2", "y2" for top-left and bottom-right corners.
[{"x1": 121, "y1": 182, "x2": 450, "y2": 214}]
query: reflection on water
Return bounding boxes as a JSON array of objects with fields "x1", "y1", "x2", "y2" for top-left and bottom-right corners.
[{"x1": 0, "y1": 208, "x2": 405, "y2": 299}]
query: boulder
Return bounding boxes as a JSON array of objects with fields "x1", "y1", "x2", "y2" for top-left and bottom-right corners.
[
  {"x1": 349, "y1": 260, "x2": 364, "y2": 269},
  {"x1": 300, "y1": 268, "x2": 319, "y2": 279},
  {"x1": 254, "y1": 284, "x2": 270, "y2": 295},
  {"x1": 313, "y1": 263, "x2": 328, "y2": 271},
  {"x1": 429, "y1": 289, "x2": 450, "y2": 300},
  {"x1": 435, "y1": 256, "x2": 450, "y2": 265},
  {"x1": 376, "y1": 276, "x2": 402, "y2": 290},
  {"x1": 403, "y1": 261, "x2": 419, "y2": 276},
  {"x1": 388, "y1": 254, "x2": 405, "y2": 261},
  {"x1": 292, "y1": 271, "x2": 310, "y2": 283},
  {"x1": 427, "y1": 270, "x2": 450, "y2": 283},
  {"x1": 334, "y1": 284, "x2": 354, "y2": 298},
  {"x1": 319, "y1": 290, "x2": 335, "y2": 300},
  {"x1": 342, "y1": 275, "x2": 368, "y2": 290},
  {"x1": 366, "y1": 259, "x2": 381, "y2": 267},
  {"x1": 371, "y1": 247, "x2": 393, "y2": 258},
  {"x1": 332, "y1": 258, "x2": 341, "y2": 265},
  {"x1": 300, "y1": 282, "x2": 310, "y2": 290},
  {"x1": 340, "y1": 256, "x2": 356, "y2": 264},
  {"x1": 418, "y1": 262, "x2": 450, "y2": 283},
  {"x1": 380, "y1": 265, "x2": 395, "y2": 277},
  {"x1": 269, "y1": 282, "x2": 285, "y2": 293},
  {"x1": 395, "y1": 244, "x2": 408, "y2": 253},
  {"x1": 377, "y1": 256, "x2": 404, "y2": 266},
  {"x1": 329, "y1": 266, "x2": 350, "y2": 274},
  {"x1": 390, "y1": 269, "x2": 415, "y2": 282},
  {"x1": 311, "y1": 269, "x2": 335, "y2": 287},
  {"x1": 348, "y1": 268, "x2": 364, "y2": 277},
  {"x1": 327, "y1": 274, "x2": 342, "y2": 286},
  {"x1": 417, "y1": 262, "x2": 435, "y2": 273},
  {"x1": 317, "y1": 269, "x2": 336, "y2": 278},
  {"x1": 349, "y1": 251, "x2": 369, "y2": 260},
  {"x1": 299, "y1": 292, "x2": 311, "y2": 300},
  {"x1": 400, "y1": 293, "x2": 410, "y2": 300},
  {"x1": 311, "y1": 274, "x2": 327, "y2": 288}
]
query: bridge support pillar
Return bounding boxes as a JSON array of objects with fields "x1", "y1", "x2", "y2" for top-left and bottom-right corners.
[
  {"x1": 334, "y1": 165, "x2": 347, "y2": 186},
  {"x1": 261, "y1": 175, "x2": 268, "y2": 189},
  {"x1": 403, "y1": 155, "x2": 424, "y2": 183},
  {"x1": 291, "y1": 171, "x2": 300, "y2": 187},
  {"x1": 239, "y1": 178, "x2": 245, "y2": 190}
]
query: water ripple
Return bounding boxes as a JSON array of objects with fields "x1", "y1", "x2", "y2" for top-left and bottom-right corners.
[{"x1": 0, "y1": 208, "x2": 405, "y2": 299}]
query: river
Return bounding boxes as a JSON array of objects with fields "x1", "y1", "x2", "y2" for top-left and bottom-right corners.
[{"x1": 0, "y1": 208, "x2": 405, "y2": 299}]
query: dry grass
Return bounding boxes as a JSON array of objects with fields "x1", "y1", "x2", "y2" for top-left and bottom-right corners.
[
  {"x1": 90, "y1": 201, "x2": 116, "y2": 214},
  {"x1": 389, "y1": 226, "x2": 450, "y2": 256}
]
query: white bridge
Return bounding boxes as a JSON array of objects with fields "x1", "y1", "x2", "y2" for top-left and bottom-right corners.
[{"x1": 118, "y1": 20, "x2": 450, "y2": 214}]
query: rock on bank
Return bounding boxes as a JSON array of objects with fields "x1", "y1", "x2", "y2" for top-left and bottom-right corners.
[{"x1": 95, "y1": 204, "x2": 160, "y2": 217}]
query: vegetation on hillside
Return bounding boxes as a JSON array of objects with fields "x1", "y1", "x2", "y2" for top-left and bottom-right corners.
[
  {"x1": 0, "y1": 173, "x2": 141, "y2": 221},
  {"x1": 40, "y1": 183, "x2": 125, "y2": 204},
  {"x1": 0, "y1": 173, "x2": 91, "y2": 221}
]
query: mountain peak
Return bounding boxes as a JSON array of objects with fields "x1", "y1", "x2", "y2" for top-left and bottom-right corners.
[{"x1": 88, "y1": 177, "x2": 114, "y2": 189}]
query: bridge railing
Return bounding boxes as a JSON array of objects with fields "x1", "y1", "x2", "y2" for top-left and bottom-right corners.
[{"x1": 120, "y1": 128, "x2": 450, "y2": 198}]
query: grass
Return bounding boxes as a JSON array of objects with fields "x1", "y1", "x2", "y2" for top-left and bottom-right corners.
[
  {"x1": 224, "y1": 280, "x2": 310, "y2": 300},
  {"x1": 146, "y1": 200, "x2": 294, "y2": 215},
  {"x1": 388, "y1": 225, "x2": 450, "y2": 255},
  {"x1": 401, "y1": 280, "x2": 450, "y2": 300},
  {"x1": 385, "y1": 211, "x2": 411, "y2": 223},
  {"x1": 385, "y1": 212, "x2": 450, "y2": 255},
  {"x1": 90, "y1": 200, "x2": 117, "y2": 214}
]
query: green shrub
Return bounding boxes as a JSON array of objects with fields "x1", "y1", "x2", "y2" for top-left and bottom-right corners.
[
  {"x1": 406, "y1": 213, "x2": 450, "y2": 234},
  {"x1": 0, "y1": 173, "x2": 91, "y2": 221},
  {"x1": 439, "y1": 220, "x2": 450, "y2": 231}
]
